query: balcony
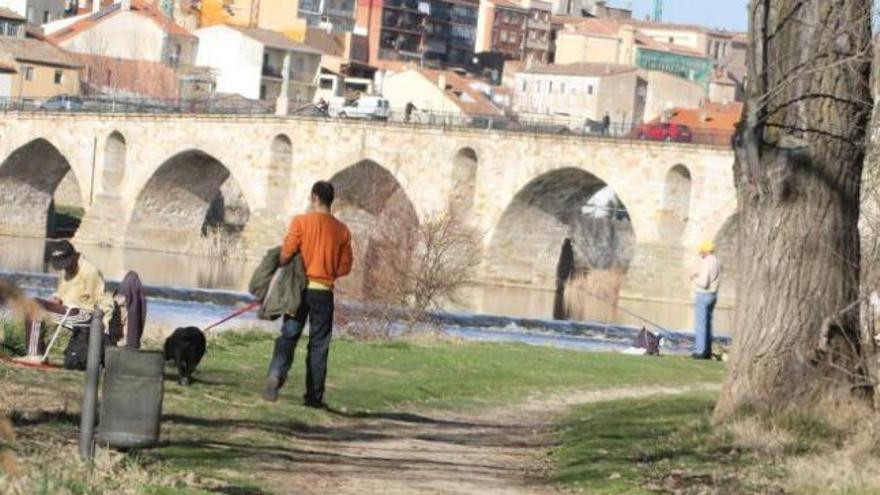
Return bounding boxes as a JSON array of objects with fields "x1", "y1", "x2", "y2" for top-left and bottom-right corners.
[
  {"x1": 527, "y1": 18, "x2": 550, "y2": 30},
  {"x1": 384, "y1": 0, "x2": 425, "y2": 12},
  {"x1": 262, "y1": 65, "x2": 283, "y2": 79},
  {"x1": 326, "y1": 6, "x2": 355, "y2": 18},
  {"x1": 524, "y1": 37, "x2": 549, "y2": 51}
]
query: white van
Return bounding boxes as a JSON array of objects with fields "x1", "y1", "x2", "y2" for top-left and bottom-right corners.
[{"x1": 335, "y1": 96, "x2": 391, "y2": 120}]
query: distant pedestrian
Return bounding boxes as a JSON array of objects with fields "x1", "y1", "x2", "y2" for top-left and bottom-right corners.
[
  {"x1": 602, "y1": 112, "x2": 611, "y2": 136},
  {"x1": 263, "y1": 181, "x2": 353, "y2": 408},
  {"x1": 405, "y1": 101, "x2": 417, "y2": 123},
  {"x1": 690, "y1": 240, "x2": 721, "y2": 359}
]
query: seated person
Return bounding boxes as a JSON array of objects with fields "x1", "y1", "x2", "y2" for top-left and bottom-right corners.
[{"x1": 26, "y1": 241, "x2": 113, "y2": 356}]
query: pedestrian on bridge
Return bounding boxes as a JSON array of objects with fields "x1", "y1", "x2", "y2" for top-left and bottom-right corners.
[
  {"x1": 263, "y1": 181, "x2": 353, "y2": 408},
  {"x1": 690, "y1": 240, "x2": 721, "y2": 360}
]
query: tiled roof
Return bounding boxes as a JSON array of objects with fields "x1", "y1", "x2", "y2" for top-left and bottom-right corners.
[
  {"x1": 0, "y1": 37, "x2": 81, "y2": 68},
  {"x1": 0, "y1": 7, "x2": 23, "y2": 21},
  {"x1": 225, "y1": 25, "x2": 323, "y2": 54},
  {"x1": 490, "y1": 0, "x2": 527, "y2": 12},
  {"x1": 634, "y1": 33, "x2": 705, "y2": 57},
  {"x1": 49, "y1": 0, "x2": 195, "y2": 43},
  {"x1": 558, "y1": 17, "x2": 619, "y2": 37},
  {"x1": 416, "y1": 68, "x2": 503, "y2": 116},
  {"x1": 653, "y1": 103, "x2": 743, "y2": 131},
  {"x1": 521, "y1": 62, "x2": 637, "y2": 78}
]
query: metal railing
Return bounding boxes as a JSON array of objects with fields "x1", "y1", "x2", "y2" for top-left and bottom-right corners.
[{"x1": 0, "y1": 96, "x2": 734, "y2": 147}]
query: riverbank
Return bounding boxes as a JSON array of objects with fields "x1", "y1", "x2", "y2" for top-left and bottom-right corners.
[
  {"x1": 0, "y1": 269, "x2": 731, "y2": 354},
  {"x1": 0, "y1": 331, "x2": 724, "y2": 494}
]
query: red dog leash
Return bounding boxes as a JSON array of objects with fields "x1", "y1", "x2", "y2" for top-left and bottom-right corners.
[{"x1": 202, "y1": 300, "x2": 261, "y2": 333}]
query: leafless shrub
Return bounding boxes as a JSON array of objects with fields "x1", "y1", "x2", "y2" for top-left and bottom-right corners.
[
  {"x1": 336, "y1": 205, "x2": 483, "y2": 337},
  {"x1": 379, "y1": 206, "x2": 483, "y2": 323}
]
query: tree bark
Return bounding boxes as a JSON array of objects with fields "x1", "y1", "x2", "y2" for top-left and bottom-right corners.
[{"x1": 715, "y1": 0, "x2": 874, "y2": 418}]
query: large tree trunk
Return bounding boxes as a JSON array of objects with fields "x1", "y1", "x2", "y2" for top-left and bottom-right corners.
[{"x1": 715, "y1": 0, "x2": 874, "y2": 418}]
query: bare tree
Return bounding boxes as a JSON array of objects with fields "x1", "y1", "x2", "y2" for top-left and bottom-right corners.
[
  {"x1": 715, "y1": 0, "x2": 875, "y2": 418},
  {"x1": 337, "y1": 205, "x2": 482, "y2": 336}
]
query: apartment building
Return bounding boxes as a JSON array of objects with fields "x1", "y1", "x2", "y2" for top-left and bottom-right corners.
[
  {"x1": 475, "y1": 0, "x2": 550, "y2": 63},
  {"x1": 356, "y1": 0, "x2": 478, "y2": 69}
]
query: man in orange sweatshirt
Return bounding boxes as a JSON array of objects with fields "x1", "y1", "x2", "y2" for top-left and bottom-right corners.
[{"x1": 264, "y1": 181, "x2": 353, "y2": 407}]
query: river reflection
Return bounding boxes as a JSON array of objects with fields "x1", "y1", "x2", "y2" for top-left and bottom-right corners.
[
  {"x1": 0, "y1": 235, "x2": 731, "y2": 333},
  {"x1": 0, "y1": 235, "x2": 257, "y2": 291}
]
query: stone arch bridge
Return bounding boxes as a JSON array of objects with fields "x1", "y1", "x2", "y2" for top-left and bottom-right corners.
[{"x1": 0, "y1": 113, "x2": 736, "y2": 311}]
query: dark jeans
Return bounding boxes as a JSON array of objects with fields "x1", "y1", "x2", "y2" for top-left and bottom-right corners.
[{"x1": 267, "y1": 289, "x2": 334, "y2": 403}]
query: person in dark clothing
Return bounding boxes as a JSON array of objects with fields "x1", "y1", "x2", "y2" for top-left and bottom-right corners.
[
  {"x1": 405, "y1": 101, "x2": 416, "y2": 123},
  {"x1": 602, "y1": 112, "x2": 611, "y2": 136},
  {"x1": 553, "y1": 238, "x2": 575, "y2": 320},
  {"x1": 263, "y1": 181, "x2": 353, "y2": 408},
  {"x1": 111, "y1": 271, "x2": 147, "y2": 349}
]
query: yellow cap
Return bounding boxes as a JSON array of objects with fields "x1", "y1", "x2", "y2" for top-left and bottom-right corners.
[{"x1": 698, "y1": 240, "x2": 715, "y2": 253}]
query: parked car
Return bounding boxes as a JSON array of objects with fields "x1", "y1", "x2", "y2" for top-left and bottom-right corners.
[
  {"x1": 335, "y1": 96, "x2": 391, "y2": 120},
  {"x1": 633, "y1": 122, "x2": 693, "y2": 142},
  {"x1": 40, "y1": 95, "x2": 84, "y2": 111}
]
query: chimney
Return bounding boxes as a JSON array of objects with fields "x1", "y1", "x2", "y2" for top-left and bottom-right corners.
[
  {"x1": 91, "y1": 0, "x2": 100, "y2": 14},
  {"x1": 120, "y1": 0, "x2": 131, "y2": 10},
  {"x1": 438, "y1": 72, "x2": 447, "y2": 90}
]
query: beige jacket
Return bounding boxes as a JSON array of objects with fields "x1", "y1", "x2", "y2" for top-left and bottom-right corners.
[
  {"x1": 693, "y1": 254, "x2": 721, "y2": 293},
  {"x1": 53, "y1": 257, "x2": 114, "y2": 323}
]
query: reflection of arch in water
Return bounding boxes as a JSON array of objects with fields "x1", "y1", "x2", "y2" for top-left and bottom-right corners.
[
  {"x1": 487, "y1": 167, "x2": 635, "y2": 286},
  {"x1": 329, "y1": 159, "x2": 419, "y2": 300},
  {"x1": 0, "y1": 138, "x2": 84, "y2": 238},
  {"x1": 450, "y1": 147, "x2": 478, "y2": 216},
  {"x1": 127, "y1": 150, "x2": 251, "y2": 254}
]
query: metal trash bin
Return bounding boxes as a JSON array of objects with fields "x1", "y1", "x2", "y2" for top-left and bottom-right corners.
[{"x1": 98, "y1": 348, "x2": 164, "y2": 448}]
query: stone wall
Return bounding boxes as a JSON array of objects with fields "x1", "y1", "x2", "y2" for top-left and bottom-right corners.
[{"x1": 0, "y1": 113, "x2": 737, "y2": 309}]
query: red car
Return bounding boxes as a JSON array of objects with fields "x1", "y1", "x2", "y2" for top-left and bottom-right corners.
[{"x1": 634, "y1": 123, "x2": 693, "y2": 143}]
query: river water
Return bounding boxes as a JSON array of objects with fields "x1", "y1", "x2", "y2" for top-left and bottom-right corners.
[{"x1": 0, "y1": 235, "x2": 731, "y2": 334}]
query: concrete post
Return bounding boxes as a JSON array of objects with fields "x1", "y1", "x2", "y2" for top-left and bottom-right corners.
[
  {"x1": 275, "y1": 52, "x2": 291, "y2": 116},
  {"x1": 79, "y1": 308, "x2": 104, "y2": 463}
]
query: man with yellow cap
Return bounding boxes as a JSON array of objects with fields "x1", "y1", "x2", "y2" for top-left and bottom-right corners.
[{"x1": 690, "y1": 240, "x2": 721, "y2": 359}]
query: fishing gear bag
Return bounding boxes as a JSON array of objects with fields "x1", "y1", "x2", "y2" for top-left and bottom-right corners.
[{"x1": 633, "y1": 328, "x2": 661, "y2": 356}]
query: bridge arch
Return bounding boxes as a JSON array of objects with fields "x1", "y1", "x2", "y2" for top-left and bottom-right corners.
[
  {"x1": 485, "y1": 167, "x2": 635, "y2": 287},
  {"x1": 329, "y1": 159, "x2": 419, "y2": 300},
  {"x1": 450, "y1": 147, "x2": 478, "y2": 217},
  {"x1": 0, "y1": 138, "x2": 86, "y2": 238},
  {"x1": 126, "y1": 149, "x2": 252, "y2": 255},
  {"x1": 102, "y1": 131, "x2": 126, "y2": 191}
]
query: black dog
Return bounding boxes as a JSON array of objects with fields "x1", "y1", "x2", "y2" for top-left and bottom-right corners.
[{"x1": 163, "y1": 327, "x2": 206, "y2": 386}]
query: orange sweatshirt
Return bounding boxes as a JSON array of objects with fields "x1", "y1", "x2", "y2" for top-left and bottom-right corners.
[{"x1": 280, "y1": 212, "x2": 353, "y2": 288}]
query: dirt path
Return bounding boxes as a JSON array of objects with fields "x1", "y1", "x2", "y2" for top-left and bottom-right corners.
[{"x1": 260, "y1": 384, "x2": 719, "y2": 495}]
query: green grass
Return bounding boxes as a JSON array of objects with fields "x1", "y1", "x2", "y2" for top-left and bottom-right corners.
[
  {"x1": 2, "y1": 329, "x2": 724, "y2": 493},
  {"x1": 552, "y1": 391, "x2": 880, "y2": 495}
]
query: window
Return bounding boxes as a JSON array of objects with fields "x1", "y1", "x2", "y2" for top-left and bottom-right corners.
[
  {"x1": 587, "y1": 85, "x2": 593, "y2": 95},
  {"x1": 319, "y1": 78, "x2": 333, "y2": 89},
  {"x1": 259, "y1": 84, "x2": 266, "y2": 100},
  {"x1": 294, "y1": 56, "x2": 305, "y2": 73},
  {"x1": 23, "y1": 66, "x2": 34, "y2": 81},
  {"x1": 43, "y1": 11, "x2": 50, "y2": 23},
  {"x1": 53, "y1": 69, "x2": 62, "y2": 84},
  {"x1": 521, "y1": 80, "x2": 527, "y2": 93},
  {"x1": 548, "y1": 81, "x2": 553, "y2": 93}
]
